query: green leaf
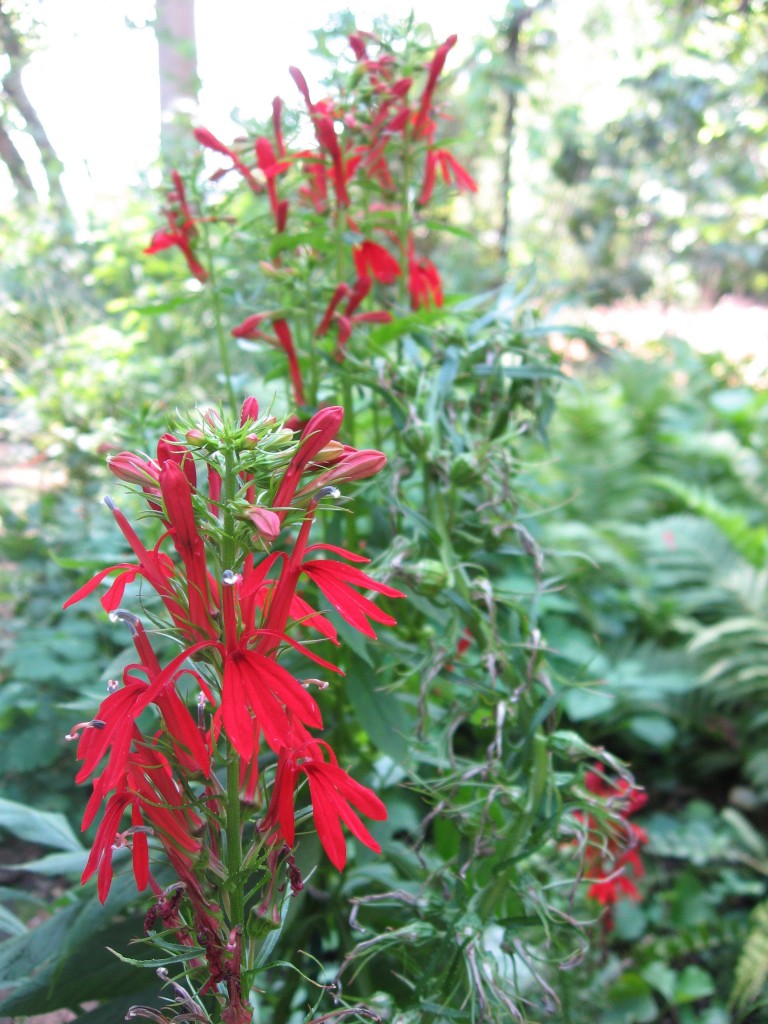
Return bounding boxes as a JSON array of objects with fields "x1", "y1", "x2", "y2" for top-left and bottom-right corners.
[
  {"x1": 0, "y1": 797, "x2": 84, "y2": 851},
  {"x1": 107, "y1": 943, "x2": 201, "y2": 969},
  {"x1": 561, "y1": 687, "x2": 615, "y2": 721},
  {"x1": 673, "y1": 965, "x2": 715, "y2": 1004},
  {"x1": 600, "y1": 974, "x2": 658, "y2": 1024},
  {"x1": 70, "y1": 989, "x2": 163, "y2": 1024},
  {"x1": 642, "y1": 961, "x2": 677, "y2": 1003},
  {"x1": 0, "y1": 904, "x2": 27, "y2": 937},
  {"x1": 628, "y1": 714, "x2": 677, "y2": 747},
  {"x1": 346, "y1": 652, "x2": 412, "y2": 762},
  {"x1": 0, "y1": 903, "x2": 80, "y2": 986},
  {"x1": 8, "y1": 850, "x2": 89, "y2": 876},
  {"x1": 0, "y1": 914, "x2": 149, "y2": 1014}
]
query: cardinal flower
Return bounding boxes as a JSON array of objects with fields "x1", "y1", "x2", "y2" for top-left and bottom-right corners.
[
  {"x1": 408, "y1": 243, "x2": 444, "y2": 310},
  {"x1": 300, "y1": 543, "x2": 406, "y2": 639},
  {"x1": 82, "y1": 741, "x2": 203, "y2": 903},
  {"x1": 263, "y1": 739, "x2": 387, "y2": 870},
  {"x1": 413, "y1": 34, "x2": 458, "y2": 138},
  {"x1": 579, "y1": 768, "x2": 648, "y2": 930},
  {"x1": 144, "y1": 171, "x2": 208, "y2": 281},
  {"x1": 418, "y1": 148, "x2": 477, "y2": 206},
  {"x1": 353, "y1": 240, "x2": 401, "y2": 284}
]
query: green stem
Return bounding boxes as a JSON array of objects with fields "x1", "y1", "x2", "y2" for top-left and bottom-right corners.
[
  {"x1": 221, "y1": 447, "x2": 244, "y2": 929},
  {"x1": 200, "y1": 218, "x2": 238, "y2": 417},
  {"x1": 225, "y1": 748, "x2": 244, "y2": 929},
  {"x1": 396, "y1": 136, "x2": 414, "y2": 346},
  {"x1": 332, "y1": 202, "x2": 358, "y2": 446}
]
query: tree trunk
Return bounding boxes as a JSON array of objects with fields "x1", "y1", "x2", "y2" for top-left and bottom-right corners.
[
  {"x1": 0, "y1": 110, "x2": 35, "y2": 204},
  {"x1": 0, "y1": 5, "x2": 71, "y2": 225},
  {"x1": 498, "y1": 0, "x2": 552, "y2": 268},
  {"x1": 156, "y1": 0, "x2": 200, "y2": 162}
]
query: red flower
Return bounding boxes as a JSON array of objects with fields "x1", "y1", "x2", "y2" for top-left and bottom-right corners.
[
  {"x1": 144, "y1": 171, "x2": 208, "y2": 282},
  {"x1": 272, "y1": 406, "x2": 345, "y2": 514},
  {"x1": 255, "y1": 136, "x2": 290, "y2": 231},
  {"x1": 417, "y1": 148, "x2": 477, "y2": 206},
  {"x1": 289, "y1": 66, "x2": 355, "y2": 207},
  {"x1": 579, "y1": 768, "x2": 648, "y2": 930},
  {"x1": 413, "y1": 35, "x2": 458, "y2": 137},
  {"x1": 295, "y1": 448, "x2": 387, "y2": 499},
  {"x1": 218, "y1": 642, "x2": 323, "y2": 760},
  {"x1": 316, "y1": 276, "x2": 391, "y2": 353},
  {"x1": 263, "y1": 739, "x2": 387, "y2": 870},
  {"x1": 231, "y1": 314, "x2": 306, "y2": 407},
  {"x1": 300, "y1": 542, "x2": 406, "y2": 639},
  {"x1": 353, "y1": 240, "x2": 401, "y2": 284},
  {"x1": 194, "y1": 126, "x2": 262, "y2": 193},
  {"x1": 82, "y1": 743, "x2": 202, "y2": 903},
  {"x1": 408, "y1": 246, "x2": 444, "y2": 310},
  {"x1": 160, "y1": 461, "x2": 217, "y2": 640}
]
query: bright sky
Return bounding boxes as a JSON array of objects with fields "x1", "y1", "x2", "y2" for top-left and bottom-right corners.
[{"x1": 20, "y1": 0, "x2": 508, "y2": 217}]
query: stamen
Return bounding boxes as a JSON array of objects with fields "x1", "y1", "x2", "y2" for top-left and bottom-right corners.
[
  {"x1": 109, "y1": 608, "x2": 140, "y2": 634},
  {"x1": 107, "y1": 678, "x2": 120, "y2": 693},
  {"x1": 222, "y1": 569, "x2": 242, "y2": 586},
  {"x1": 316, "y1": 485, "x2": 341, "y2": 501},
  {"x1": 64, "y1": 719, "x2": 106, "y2": 741},
  {"x1": 302, "y1": 678, "x2": 329, "y2": 691},
  {"x1": 103, "y1": 495, "x2": 116, "y2": 511},
  {"x1": 113, "y1": 825, "x2": 154, "y2": 850}
]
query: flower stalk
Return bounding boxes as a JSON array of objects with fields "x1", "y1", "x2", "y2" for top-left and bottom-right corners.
[{"x1": 65, "y1": 399, "x2": 402, "y2": 1018}]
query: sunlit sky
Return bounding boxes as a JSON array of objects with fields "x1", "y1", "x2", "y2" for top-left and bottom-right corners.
[{"x1": 19, "y1": 0, "x2": 510, "y2": 216}]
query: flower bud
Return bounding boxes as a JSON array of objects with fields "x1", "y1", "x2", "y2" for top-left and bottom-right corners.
[
  {"x1": 245, "y1": 505, "x2": 281, "y2": 543},
  {"x1": 107, "y1": 452, "x2": 160, "y2": 487},
  {"x1": 240, "y1": 396, "x2": 260, "y2": 425},
  {"x1": 408, "y1": 558, "x2": 449, "y2": 595},
  {"x1": 449, "y1": 453, "x2": 480, "y2": 486}
]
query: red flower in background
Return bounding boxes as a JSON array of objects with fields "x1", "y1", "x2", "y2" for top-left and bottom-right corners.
[
  {"x1": 315, "y1": 276, "x2": 392, "y2": 354},
  {"x1": 408, "y1": 238, "x2": 444, "y2": 310},
  {"x1": 418, "y1": 148, "x2": 477, "y2": 207},
  {"x1": 413, "y1": 34, "x2": 458, "y2": 138},
  {"x1": 579, "y1": 768, "x2": 648, "y2": 930},
  {"x1": 353, "y1": 240, "x2": 401, "y2": 284},
  {"x1": 231, "y1": 314, "x2": 306, "y2": 407},
  {"x1": 144, "y1": 171, "x2": 208, "y2": 282}
]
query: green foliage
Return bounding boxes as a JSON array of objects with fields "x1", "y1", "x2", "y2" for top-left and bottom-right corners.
[
  {"x1": 2, "y1": 7, "x2": 766, "y2": 1022},
  {"x1": 731, "y1": 900, "x2": 768, "y2": 1014}
]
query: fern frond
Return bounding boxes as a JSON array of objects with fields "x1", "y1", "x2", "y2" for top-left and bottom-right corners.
[
  {"x1": 647, "y1": 475, "x2": 768, "y2": 567},
  {"x1": 731, "y1": 900, "x2": 768, "y2": 1013}
]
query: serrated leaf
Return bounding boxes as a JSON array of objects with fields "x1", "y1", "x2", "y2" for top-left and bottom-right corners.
[{"x1": 107, "y1": 944, "x2": 200, "y2": 968}]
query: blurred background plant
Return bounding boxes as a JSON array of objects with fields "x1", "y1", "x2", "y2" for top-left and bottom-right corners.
[{"x1": 0, "y1": 0, "x2": 766, "y2": 1021}]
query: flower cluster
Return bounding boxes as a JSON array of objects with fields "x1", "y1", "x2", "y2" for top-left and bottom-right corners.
[
  {"x1": 65, "y1": 398, "x2": 403, "y2": 1015},
  {"x1": 579, "y1": 768, "x2": 648, "y2": 930},
  {"x1": 146, "y1": 29, "x2": 476, "y2": 409}
]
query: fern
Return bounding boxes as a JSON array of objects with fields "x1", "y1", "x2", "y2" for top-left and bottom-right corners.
[
  {"x1": 731, "y1": 900, "x2": 768, "y2": 1013},
  {"x1": 647, "y1": 474, "x2": 768, "y2": 567}
]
